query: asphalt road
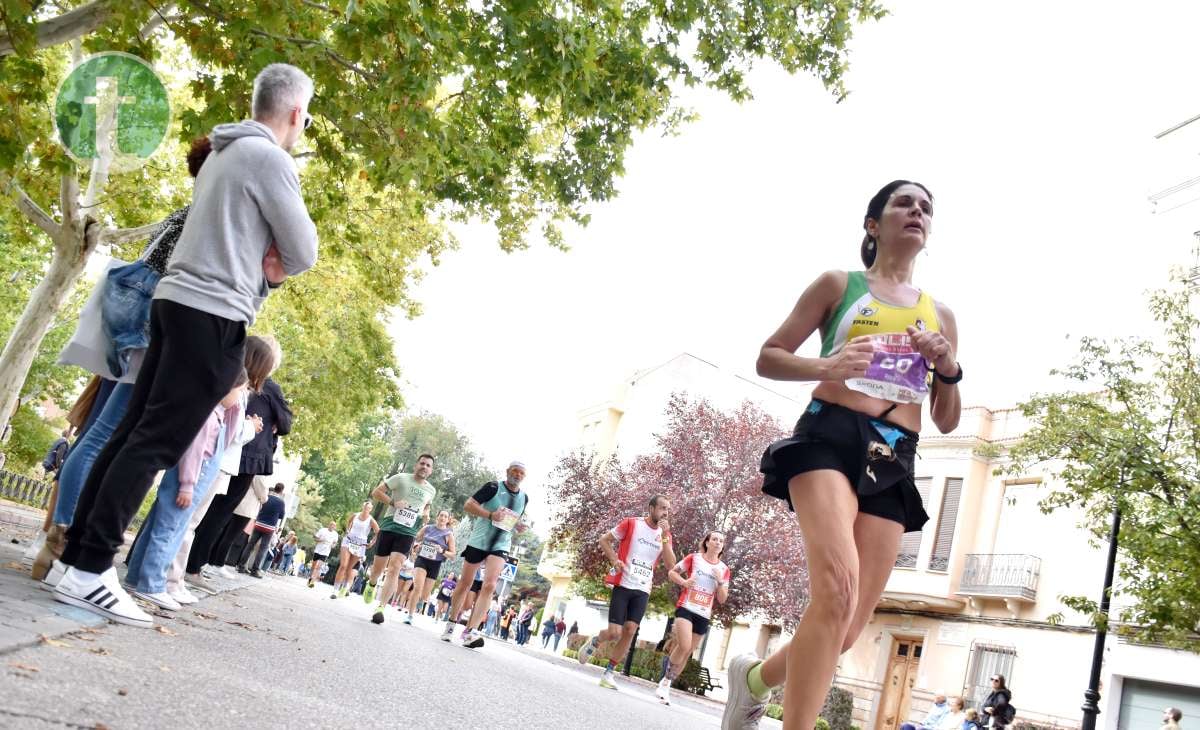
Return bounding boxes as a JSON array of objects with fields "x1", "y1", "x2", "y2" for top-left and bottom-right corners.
[{"x1": 0, "y1": 569, "x2": 778, "y2": 729}]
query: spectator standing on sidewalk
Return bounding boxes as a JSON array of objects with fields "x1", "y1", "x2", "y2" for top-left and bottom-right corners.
[
  {"x1": 53, "y1": 63, "x2": 318, "y2": 628},
  {"x1": 554, "y1": 617, "x2": 567, "y2": 652},
  {"x1": 239, "y1": 483, "x2": 287, "y2": 577}
]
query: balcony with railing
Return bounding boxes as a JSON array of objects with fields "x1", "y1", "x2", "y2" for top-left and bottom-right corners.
[{"x1": 957, "y1": 553, "x2": 1041, "y2": 602}]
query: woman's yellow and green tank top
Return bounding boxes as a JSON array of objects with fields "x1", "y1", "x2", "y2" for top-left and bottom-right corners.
[
  {"x1": 820, "y1": 271, "x2": 941, "y2": 403},
  {"x1": 820, "y1": 271, "x2": 941, "y2": 356}
]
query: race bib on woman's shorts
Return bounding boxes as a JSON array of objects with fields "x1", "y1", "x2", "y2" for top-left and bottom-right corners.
[
  {"x1": 844, "y1": 334, "x2": 930, "y2": 405},
  {"x1": 419, "y1": 542, "x2": 441, "y2": 560}
]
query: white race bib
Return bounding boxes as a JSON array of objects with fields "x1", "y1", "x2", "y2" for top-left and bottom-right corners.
[
  {"x1": 491, "y1": 508, "x2": 519, "y2": 533},
  {"x1": 419, "y1": 542, "x2": 441, "y2": 560},
  {"x1": 629, "y1": 558, "x2": 654, "y2": 586},
  {"x1": 395, "y1": 506, "x2": 419, "y2": 527}
]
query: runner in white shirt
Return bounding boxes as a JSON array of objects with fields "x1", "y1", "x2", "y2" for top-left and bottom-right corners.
[
  {"x1": 331, "y1": 502, "x2": 378, "y2": 598},
  {"x1": 309, "y1": 521, "x2": 338, "y2": 589},
  {"x1": 577, "y1": 495, "x2": 676, "y2": 691},
  {"x1": 658, "y1": 530, "x2": 731, "y2": 706}
]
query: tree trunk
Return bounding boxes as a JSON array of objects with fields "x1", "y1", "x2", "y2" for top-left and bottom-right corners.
[{"x1": 0, "y1": 237, "x2": 92, "y2": 434}]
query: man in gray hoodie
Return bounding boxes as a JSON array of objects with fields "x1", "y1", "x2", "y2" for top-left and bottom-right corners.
[{"x1": 55, "y1": 64, "x2": 319, "y2": 628}]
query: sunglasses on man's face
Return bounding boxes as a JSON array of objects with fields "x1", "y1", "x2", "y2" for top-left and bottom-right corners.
[{"x1": 303, "y1": 114, "x2": 313, "y2": 130}]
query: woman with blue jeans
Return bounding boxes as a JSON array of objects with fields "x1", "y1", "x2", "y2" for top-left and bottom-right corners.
[{"x1": 32, "y1": 138, "x2": 214, "y2": 583}]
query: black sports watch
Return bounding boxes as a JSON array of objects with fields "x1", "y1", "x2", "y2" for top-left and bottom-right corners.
[{"x1": 934, "y1": 363, "x2": 963, "y2": 385}]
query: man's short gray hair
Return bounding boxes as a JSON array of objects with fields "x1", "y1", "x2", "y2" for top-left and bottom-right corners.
[{"x1": 252, "y1": 64, "x2": 314, "y2": 121}]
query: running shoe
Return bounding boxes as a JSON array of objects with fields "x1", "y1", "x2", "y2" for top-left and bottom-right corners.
[
  {"x1": 307, "y1": 579, "x2": 315, "y2": 588},
  {"x1": 440, "y1": 622, "x2": 456, "y2": 642},
  {"x1": 221, "y1": 566, "x2": 240, "y2": 579},
  {"x1": 656, "y1": 677, "x2": 671, "y2": 704},
  {"x1": 402, "y1": 611, "x2": 413, "y2": 626},
  {"x1": 721, "y1": 654, "x2": 768, "y2": 730},
  {"x1": 330, "y1": 590, "x2": 339, "y2": 599},
  {"x1": 54, "y1": 567, "x2": 154, "y2": 628},
  {"x1": 461, "y1": 629, "x2": 485, "y2": 649},
  {"x1": 340, "y1": 586, "x2": 349, "y2": 598},
  {"x1": 599, "y1": 671, "x2": 619, "y2": 691},
  {"x1": 577, "y1": 636, "x2": 599, "y2": 666},
  {"x1": 363, "y1": 583, "x2": 375, "y2": 604},
  {"x1": 371, "y1": 610, "x2": 385, "y2": 625}
]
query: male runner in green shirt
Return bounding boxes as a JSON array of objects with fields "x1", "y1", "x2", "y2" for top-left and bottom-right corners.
[{"x1": 366, "y1": 454, "x2": 436, "y2": 624}]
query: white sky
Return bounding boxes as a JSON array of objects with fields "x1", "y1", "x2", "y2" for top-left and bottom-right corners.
[{"x1": 388, "y1": 1, "x2": 1200, "y2": 530}]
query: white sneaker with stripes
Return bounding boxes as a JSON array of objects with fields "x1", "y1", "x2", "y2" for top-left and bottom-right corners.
[{"x1": 53, "y1": 567, "x2": 154, "y2": 628}]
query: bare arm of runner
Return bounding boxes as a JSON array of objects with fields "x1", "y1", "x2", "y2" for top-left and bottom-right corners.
[
  {"x1": 667, "y1": 565, "x2": 695, "y2": 589},
  {"x1": 370, "y1": 479, "x2": 390, "y2": 504},
  {"x1": 659, "y1": 519, "x2": 677, "y2": 571},
  {"x1": 914, "y1": 301, "x2": 962, "y2": 433},
  {"x1": 599, "y1": 532, "x2": 629, "y2": 573},
  {"x1": 445, "y1": 532, "x2": 456, "y2": 559},
  {"x1": 463, "y1": 497, "x2": 492, "y2": 520},
  {"x1": 368, "y1": 518, "x2": 380, "y2": 548},
  {"x1": 716, "y1": 575, "x2": 731, "y2": 604},
  {"x1": 757, "y1": 270, "x2": 875, "y2": 383}
]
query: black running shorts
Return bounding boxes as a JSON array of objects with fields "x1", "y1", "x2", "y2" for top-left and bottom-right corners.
[
  {"x1": 376, "y1": 531, "x2": 415, "y2": 558},
  {"x1": 608, "y1": 585, "x2": 650, "y2": 626},
  {"x1": 674, "y1": 606, "x2": 711, "y2": 636},
  {"x1": 414, "y1": 556, "x2": 443, "y2": 581}
]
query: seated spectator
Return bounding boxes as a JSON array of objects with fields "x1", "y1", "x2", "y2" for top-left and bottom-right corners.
[{"x1": 901, "y1": 693, "x2": 949, "y2": 730}]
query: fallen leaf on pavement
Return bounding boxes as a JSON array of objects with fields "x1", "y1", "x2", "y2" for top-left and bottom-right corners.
[
  {"x1": 95, "y1": 723, "x2": 110, "y2": 729},
  {"x1": 4, "y1": 561, "x2": 25, "y2": 570},
  {"x1": 194, "y1": 612, "x2": 218, "y2": 620},
  {"x1": 89, "y1": 647, "x2": 111, "y2": 656},
  {"x1": 225, "y1": 620, "x2": 256, "y2": 631},
  {"x1": 117, "y1": 689, "x2": 128, "y2": 696},
  {"x1": 38, "y1": 635, "x2": 71, "y2": 648},
  {"x1": 154, "y1": 626, "x2": 176, "y2": 636},
  {"x1": 8, "y1": 663, "x2": 39, "y2": 673},
  {"x1": 75, "y1": 635, "x2": 97, "y2": 642},
  {"x1": 160, "y1": 666, "x2": 171, "y2": 672}
]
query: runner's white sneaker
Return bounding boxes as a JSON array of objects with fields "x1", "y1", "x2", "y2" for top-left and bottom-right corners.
[
  {"x1": 440, "y1": 622, "x2": 456, "y2": 642},
  {"x1": 131, "y1": 590, "x2": 181, "y2": 611},
  {"x1": 721, "y1": 654, "x2": 768, "y2": 730},
  {"x1": 578, "y1": 636, "x2": 598, "y2": 665},
  {"x1": 460, "y1": 628, "x2": 485, "y2": 649},
  {"x1": 402, "y1": 611, "x2": 413, "y2": 625},
  {"x1": 168, "y1": 585, "x2": 199, "y2": 605},
  {"x1": 41, "y1": 559, "x2": 67, "y2": 588},
  {"x1": 599, "y1": 670, "x2": 619, "y2": 691},
  {"x1": 54, "y1": 567, "x2": 154, "y2": 628},
  {"x1": 657, "y1": 677, "x2": 672, "y2": 704},
  {"x1": 219, "y1": 566, "x2": 239, "y2": 580}
]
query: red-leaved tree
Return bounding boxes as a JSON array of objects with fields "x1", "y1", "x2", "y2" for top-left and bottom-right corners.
[{"x1": 547, "y1": 393, "x2": 811, "y2": 628}]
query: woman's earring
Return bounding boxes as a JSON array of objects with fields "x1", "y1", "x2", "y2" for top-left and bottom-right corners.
[{"x1": 867, "y1": 239, "x2": 876, "y2": 251}]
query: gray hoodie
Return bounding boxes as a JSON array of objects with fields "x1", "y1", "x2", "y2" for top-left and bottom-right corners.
[{"x1": 154, "y1": 120, "x2": 318, "y2": 324}]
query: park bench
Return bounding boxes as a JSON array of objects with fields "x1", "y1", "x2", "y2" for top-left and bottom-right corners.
[{"x1": 698, "y1": 667, "x2": 724, "y2": 695}]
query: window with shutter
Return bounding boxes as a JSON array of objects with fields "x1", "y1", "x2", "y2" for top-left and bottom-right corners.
[
  {"x1": 963, "y1": 642, "x2": 1016, "y2": 710},
  {"x1": 928, "y1": 478, "x2": 963, "y2": 571},
  {"x1": 894, "y1": 477, "x2": 932, "y2": 567}
]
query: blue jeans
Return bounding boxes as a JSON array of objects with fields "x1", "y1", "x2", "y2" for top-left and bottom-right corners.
[
  {"x1": 55, "y1": 382, "x2": 132, "y2": 525},
  {"x1": 125, "y1": 433, "x2": 225, "y2": 593},
  {"x1": 279, "y1": 554, "x2": 294, "y2": 575}
]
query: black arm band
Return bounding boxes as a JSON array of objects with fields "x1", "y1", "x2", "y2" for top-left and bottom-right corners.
[{"x1": 935, "y1": 363, "x2": 963, "y2": 385}]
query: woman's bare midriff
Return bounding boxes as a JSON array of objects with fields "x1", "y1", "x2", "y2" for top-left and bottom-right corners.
[{"x1": 810, "y1": 381, "x2": 924, "y2": 433}]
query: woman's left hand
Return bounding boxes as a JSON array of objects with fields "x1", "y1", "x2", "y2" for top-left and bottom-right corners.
[{"x1": 906, "y1": 325, "x2": 957, "y2": 376}]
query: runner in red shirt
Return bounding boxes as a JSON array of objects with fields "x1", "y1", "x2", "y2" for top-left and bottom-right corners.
[
  {"x1": 658, "y1": 530, "x2": 731, "y2": 705},
  {"x1": 578, "y1": 495, "x2": 676, "y2": 691}
]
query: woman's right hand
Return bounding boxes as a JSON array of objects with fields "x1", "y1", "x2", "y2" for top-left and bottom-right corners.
[{"x1": 824, "y1": 335, "x2": 876, "y2": 381}]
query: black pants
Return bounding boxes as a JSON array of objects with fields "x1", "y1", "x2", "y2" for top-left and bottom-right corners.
[
  {"x1": 62, "y1": 300, "x2": 245, "y2": 573},
  {"x1": 186, "y1": 473, "x2": 253, "y2": 574},
  {"x1": 238, "y1": 529, "x2": 272, "y2": 571},
  {"x1": 220, "y1": 516, "x2": 251, "y2": 567}
]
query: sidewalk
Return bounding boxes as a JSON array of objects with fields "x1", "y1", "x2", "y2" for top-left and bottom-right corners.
[{"x1": 0, "y1": 501, "x2": 257, "y2": 656}]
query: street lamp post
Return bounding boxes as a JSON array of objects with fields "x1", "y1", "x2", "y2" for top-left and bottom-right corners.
[{"x1": 1080, "y1": 500, "x2": 1121, "y2": 730}]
